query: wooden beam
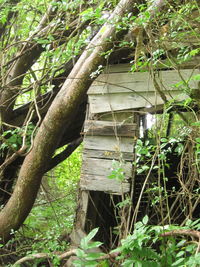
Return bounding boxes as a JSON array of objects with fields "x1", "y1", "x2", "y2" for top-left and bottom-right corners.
[
  {"x1": 83, "y1": 135, "x2": 134, "y2": 153},
  {"x1": 83, "y1": 149, "x2": 134, "y2": 161},
  {"x1": 89, "y1": 69, "x2": 199, "y2": 94},
  {"x1": 103, "y1": 57, "x2": 200, "y2": 74},
  {"x1": 83, "y1": 120, "x2": 137, "y2": 137},
  {"x1": 80, "y1": 174, "x2": 130, "y2": 194},
  {"x1": 88, "y1": 90, "x2": 187, "y2": 114}
]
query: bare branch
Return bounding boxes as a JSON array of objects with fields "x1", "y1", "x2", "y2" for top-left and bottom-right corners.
[
  {"x1": 45, "y1": 137, "x2": 82, "y2": 173},
  {"x1": 161, "y1": 229, "x2": 200, "y2": 240}
]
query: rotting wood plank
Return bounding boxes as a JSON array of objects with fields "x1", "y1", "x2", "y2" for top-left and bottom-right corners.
[
  {"x1": 88, "y1": 90, "x2": 187, "y2": 114},
  {"x1": 80, "y1": 174, "x2": 130, "y2": 194},
  {"x1": 83, "y1": 149, "x2": 134, "y2": 161},
  {"x1": 83, "y1": 120, "x2": 137, "y2": 137},
  {"x1": 96, "y1": 111, "x2": 137, "y2": 123},
  {"x1": 83, "y1": 135, "x2": 134, "y2": 153},
  {"x1": 76, "y1": 191, "x2": 89, "y2": 229},
  {"x1": 81, "y1": 158, "x2": 132, "y2": 178},
  {"x1": 89, "y1": 69, "x2": 199, "y2": 94}
]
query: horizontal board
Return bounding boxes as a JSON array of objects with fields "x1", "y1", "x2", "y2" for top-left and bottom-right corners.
[
  {"x1": 80, "y1": 174, "x2": 130, "y2": 194},
  {"x1": 102, "y1": 58, "x2": 200, "y2": 73},
  {"x1": 95, "y1": 111, "x2": 138, "y2": 123},
  {"x1": 83, "y1": 135, "x2": 134, "y2": 153},
  {"x1": 88, "y1": 90, "x2": 187, "y2": 114},
  {"x1": 83, "y1": 120, "x2": 137, "y2": 137},
  {"x1": 83, "y1": 149, "x2": 134, "y2": 161},
  {"x1": 103, "y1": 64, "x2": 132, "y2": 73},
  {"x1": 88, "y1": 69, "x2": 199, "y2": 94},
  {"x1": 81, "y1": 158, "x2": 132, "y2": 178}
]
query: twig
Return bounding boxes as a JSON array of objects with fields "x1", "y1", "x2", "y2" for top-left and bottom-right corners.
[
  {"x1": 13, "y1": 248, "x2": 120, "y2": 266},
  {"x1": 161, "y1": 229, "x2": 200, "y2": 240},
  {"x1": 0, "y1": 146, "x2": 27, "y2": 175},
  {"x1": 161, "y1": 229, "x2": 200, "y2": 253},
  {"x1": 45, "y1": 137, "x2": 82, "y2": 172},
  {"x1": 13, "y1": 249, "x2": 76, "y2": 266}
]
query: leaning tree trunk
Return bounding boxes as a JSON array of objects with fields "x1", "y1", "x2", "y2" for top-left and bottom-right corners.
[{"x1": 0, "y1": 0, "x2": 135, "y2": 243}]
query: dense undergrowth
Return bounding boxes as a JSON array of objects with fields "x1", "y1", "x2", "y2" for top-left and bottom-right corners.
[{"x1": 0, "y1": 146, "x2": 82, "y2": 266}]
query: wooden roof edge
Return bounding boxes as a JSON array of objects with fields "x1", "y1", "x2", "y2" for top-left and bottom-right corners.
[{"x1": 103, "y1": 56, "x2": 200, "y2": 74}]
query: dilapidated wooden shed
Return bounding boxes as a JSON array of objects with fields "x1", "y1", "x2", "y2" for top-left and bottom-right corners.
[{"x1": 71, "y1": 63, "x2": 199, "y2": 246}]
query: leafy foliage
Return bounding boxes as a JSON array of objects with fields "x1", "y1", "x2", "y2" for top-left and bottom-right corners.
[
  {"x1": 75, "y1": 217, "x2": 200, "y2": 267},
  {"x1": 74, "y1": 228, "x2": 105, "y2": 267},
  {"x1": 1, "y1": 146, "x2": 82, "y2": 265}
]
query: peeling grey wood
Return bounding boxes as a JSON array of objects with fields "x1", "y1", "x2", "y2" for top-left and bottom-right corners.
[
  {"x1": 89, "y1": 69, "x2": 199, "y2": 94},
  {"x1": 95, "y1": 111, "x2": 137, "y2": 123},
  {"x1": 80, "y1": 174, "x2": 130, "y2": 194},
  {"x1": 80, "y1": 158, "x2": 132, "y2": 193},
  {"x1": 83, "y1": 149, "x2": 134, "y2": 161},
  {"x1": 88, "y1": 90, "x2": 187, "y2": 114},
  {"x1": 79, "y1": 190, "x2": 89, "y2": 229},
  {"x1": 83, "y1": 135, "x2": 134, "y2": 153},
  {"x1": 82, "y1": 157, "x2": 132, "y2": 178},
  {"x1": 72, "y1": 190, "x2": 89, "y2": 230},
  {"x1": 88, "y1": 68, "x2": 199, "y2": 113},
  {"x1": 83, "y1": 120, "x2": 137, "y2": 137}
]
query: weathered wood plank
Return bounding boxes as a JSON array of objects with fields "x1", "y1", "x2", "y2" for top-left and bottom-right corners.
[
  {"x1": 83, "y1": 120, "x2": 137, "y2": 137},
  {"x1": 89, "y1": 69, "x2": 199, "y2": 94},
  {"x1": 81, "y1": 157, "x2": 132, "y2": 178},
  {"x1": 88, "y1": 90, "x2": 187, "y2": 114},
  {"x1": 80, "y1": 174, "x2": 130, "y2": 194},
  {"x1": 80, "y1": 157, "x2": 132, "y2": 194},
  {"x1": 83, "y1": 135, "x2": 134, "y2": 153},
  {"x1": 96, "y1": 111, "x2": 137, "y2": 123},
  {"x1": 102, "y1": 58, "x2": 200, "y2": 73},
  {"x1": 83, "y1": 149, "x2": 134, "y2": 161}
]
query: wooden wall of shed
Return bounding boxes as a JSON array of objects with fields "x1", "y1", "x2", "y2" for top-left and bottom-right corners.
[
  {"x1": 88, "y1": 68, "x2": 199, "y2": 114},
  {"x1": 80, "y1": 111, "x2": 139, "y2": 195},
  {"x1": 72, "y1": 63, "x2": 200, "y2": 248}
]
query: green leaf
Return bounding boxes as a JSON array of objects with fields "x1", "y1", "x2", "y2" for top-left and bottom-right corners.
[
  {"x1": 100, "y1": 261, "x2": 110, "y2": 267},
  {"x1": 86, "y1": 241, "x2": 103, "y2": 249},
  {"x1": 73, "y1": 259, "x2": 84, "y2": 267},
  {"x1": 76, "y1": 248, "x2": 86, "y2": 258},
  {"x1": 172, "y1": 258, "x2": 185, "y2": 266},
  {"x1": 191, "y1": 74, "x2": 200, "y2": 81},
  {"x1": 174, "y1": 143, "x2": 184, "y2": 155},
  {"x1": 80, "y1": 228, "x2": 99, "y2": 249},
  {"x1": 85, "y1": 261, "x2": 98, "y2": 266},
  {"x1": 85, "y1": 228, "x2": 99, "y2": 243},
  {"x1": 176, "y1": 251, "x2": 185, "y2": 257},
  {"x1": 80, "y1": 237, "x2": 88, "y2": 250},
  {"x1": 176, "y1": 240, "x2": 186, "y2": 247},
  {"x1": 85, "y1": 252, "x2": 105, "y2": 260},
  {"x1": 137, "y1": 165, "x2": 149, "y2": 174},
  {"x1": 189, "y1": 48, "x2": 200, "y2": 56},
  {"x1": 192, "y1": 121, "x2": 200, "y2": 127},
  {"x1": 36, "y1": 38, "x2": 49, "y2": 45},
  {"x1": 142, "y1": 215, "x2": 149, "y2": 225}
]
